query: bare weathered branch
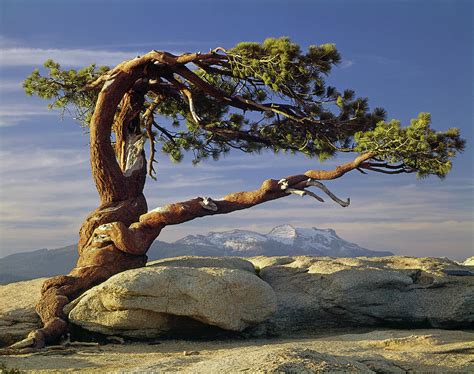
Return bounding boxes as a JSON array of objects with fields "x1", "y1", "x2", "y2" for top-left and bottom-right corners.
[
  {"x1": 89, "y1": 152, "x2": 374, "y2": 255},
  {"x1": 305, "y1": 179, "x2": 350, "y2": 207},
  {"x1": 164, "y1": 74, "x2": 201, "y2": 123},
  {"x1": 285, "y1": 188, "x2": 325, "y2": 203}
]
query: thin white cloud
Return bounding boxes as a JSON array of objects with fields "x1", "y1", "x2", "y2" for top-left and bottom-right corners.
[
  {"x1": 331, "y1": 220, "x2": 473, "y2": 261},
  {"x1": 156, "y1": 152, "x2": 349, "y2": 174},
  {"x1": 0, "y1": 148, "x2": 88, "y2": 173},
  {"x1": 0, "y1": 35, "x2": 23, "y2": 48},
  {"x1": 340, "y1": 59, "x2": 355, "y2": 69},
  {"x1": 0, "y1": 79, "x2": 23, "y2": 92},
  {"x1": 0, "y1": 32, "x2": 187, "y2": 68},
  {"x1": 0, "y1": 104, "x2": 57, "y2": 127},
  {"x1": 0, "y1": 47, "x2": 141, "y2": 67},
  {"x1": 151, "y1": 174, "x2": 245, "y2": 190},
  {"x1": 93, "y1": 41, "x2": 217, "y2": 49},
  {"x1": 0, "y1": 104, "x2": 55, "y2": 117}
]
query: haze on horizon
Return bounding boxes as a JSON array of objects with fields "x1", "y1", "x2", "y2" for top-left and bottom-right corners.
[{"x1": 0, "y1": 0, "x2": 472, "y2": 261}]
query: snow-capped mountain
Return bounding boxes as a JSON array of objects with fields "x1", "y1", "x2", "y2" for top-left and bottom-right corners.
[
  {"x1": 176, "y1": 229, "x2": 268, "y2": 252},
  {"x1": 0, "y1": 224, "x2": 392, "y2": 284},
  {"x1": 176, "y1": 224, "x2": 393, "y2": 257}
]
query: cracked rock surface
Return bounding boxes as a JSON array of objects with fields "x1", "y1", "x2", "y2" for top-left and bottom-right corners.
[{"x1": 250, "y1": 256, "x2": 474, "y2": 332}]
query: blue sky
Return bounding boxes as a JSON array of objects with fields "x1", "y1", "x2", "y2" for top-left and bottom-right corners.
[{"x1": 0, "y1": 0, "x2": 472, "y2": 259}]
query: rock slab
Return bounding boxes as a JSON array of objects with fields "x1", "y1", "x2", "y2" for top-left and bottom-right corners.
[
  {"x1": 1, "y1": 256, "x2": 473, "y2": 345},
  {"x1": 0, "y1": 278, "x2": 44, "y2": 346},
  {"x1": 250, "y1": 256, "x2": 474, "y2": 332},
  {"x1": 66, "y1": 257, "x2": 277, "y2": 337}
]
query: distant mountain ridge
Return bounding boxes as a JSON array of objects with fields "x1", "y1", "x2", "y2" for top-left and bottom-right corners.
[
  {"x1": 0, "y1": 225, "x2": 393, "y2": 284},
  {"x1": 177, "y1": 224, "x2": 393, "y2": 258}
]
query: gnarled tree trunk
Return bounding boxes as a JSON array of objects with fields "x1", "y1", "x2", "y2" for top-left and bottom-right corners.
[
  {"x1": 28, "y1": 64, "x2": 153, "y2": 347},
  {"x1": 8, "y1": 51, "x2": 376, "y2": 350}
]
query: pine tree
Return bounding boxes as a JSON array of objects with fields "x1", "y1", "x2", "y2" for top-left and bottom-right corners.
[{"x1": 9, "y1": 37, "x2": 464, "y2": 350}]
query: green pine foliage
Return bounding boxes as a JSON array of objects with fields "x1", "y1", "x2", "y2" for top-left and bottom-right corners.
[
  {"x1": 23, "y1": 37, "x2": 464, "y2": 178},
  {"x1": 23, "y1": 60, "x2": 109, "y2": 126},
  {"x1": 354, "y1": 113, "x2": 465, "y2": 178}
]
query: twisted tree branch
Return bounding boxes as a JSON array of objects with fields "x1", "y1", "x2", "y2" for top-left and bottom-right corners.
[{"x1": 90, "y1": 152, "x2": 374, "y2": 255}]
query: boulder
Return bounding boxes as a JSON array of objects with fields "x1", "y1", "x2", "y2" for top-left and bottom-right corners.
[
  {"x1": 0, "y1": 278, "x2": 44, "y2": 346},
  {"x1": 66, "y1": 257, "x2": 277, "y2": 337},
  {"x1": 250, "y1": 256, "x2": 474, "y2": 332}
]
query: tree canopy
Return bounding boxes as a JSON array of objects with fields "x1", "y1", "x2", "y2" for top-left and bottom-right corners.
[{"x1": 24, "y1": 37, "x2": 464, "y2": 179}]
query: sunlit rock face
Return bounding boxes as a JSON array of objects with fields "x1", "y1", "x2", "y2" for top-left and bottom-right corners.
[
  {"x1": 0, "y1": 278, "x2": 45, "y2": 346},
  {"x1": 65, "y1": 257, "x2": 277, "y2": 338}
]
